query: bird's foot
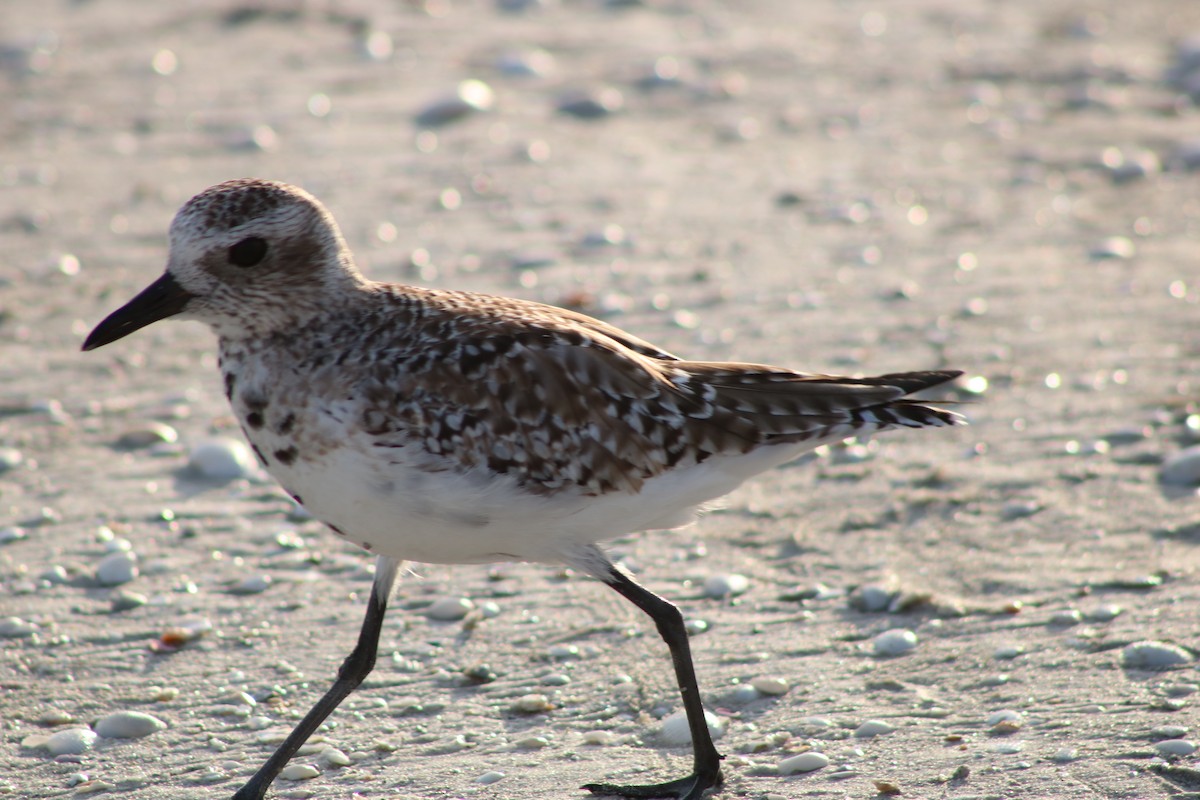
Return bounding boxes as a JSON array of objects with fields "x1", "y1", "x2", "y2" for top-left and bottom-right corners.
[{"x1": 583, "y1": 768, "x2": 724, "y2": 800}]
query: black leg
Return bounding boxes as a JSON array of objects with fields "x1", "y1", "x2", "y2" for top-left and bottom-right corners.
[
  {"x1": 583, "y1": 565, "x2": 724, "y2": 800},
  {"x1": 232, "y1": 556, "x2": 401, "y2": 800}
]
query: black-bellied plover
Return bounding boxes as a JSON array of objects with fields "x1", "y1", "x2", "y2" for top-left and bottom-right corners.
[{"x1": 84, "y1": 179, "x2": 963, "y2": 800}]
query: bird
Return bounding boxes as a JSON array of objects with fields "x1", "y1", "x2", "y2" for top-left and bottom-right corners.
[{"x1": 83, "y1": 178, "x2": 963, "y2": 800}]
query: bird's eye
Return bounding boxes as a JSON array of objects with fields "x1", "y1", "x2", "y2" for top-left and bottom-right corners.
[{"x1": 228, "y1": 237, "x2": 269, "y2": 268}]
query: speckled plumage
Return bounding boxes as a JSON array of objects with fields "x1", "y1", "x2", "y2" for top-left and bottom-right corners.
[
  {"x1": 84, "y1": 179, "x2": 964, "y2": 800},
  {"x1": 90, "y1": 178, "x2": 963, "y2": 566}
]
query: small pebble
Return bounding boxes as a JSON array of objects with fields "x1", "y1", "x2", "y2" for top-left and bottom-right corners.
[
  {"x1": 38, "y1": 709, "x2": 75, "y2": 725},
  {"x1": 1121, "y1": 641, "x2": 1194, "y2": 669},
  {"x1": 703, "y1": 573, "x2": 749, "y2": 598},
  {"x1": 1153, "y1": 725, "x2": 1191, "y2": 740},
  {"x1": 797, "y1": 716, "x2": 835, "y2": 730},
  {"x1": 512, "y1": 694, "x2": 553, "y2": 713},
  {"x1": 28, "y1": 506, "x2": 61, "y2": 526},
  {"x1": 355, "y1": 27, "x2": 392, "y2": 62},
  {"x1": 1048, "y1": 609, "x2": 1082, "y2": 626},
  {"x1": 225, "y1": 124, "x2": 278, "y2": 153},
  {"x1": 582, "y1": 730, "x2": 615, "y2": 745},
  {"x1": 0, "y1": 447, "x2": 23, "y2": 472},
  {"x1": 278, "y1": 764, "x2": 320, "y2": 781},
  {"x1": 1051, "y1": 747, "x2": 1077, "y2": 763},
  {"x1": 684, "y1": 619, "x2": 709, "y2": 636},
  {"x1": 516, "y1": 736, "x2": 549, "y2": 749},
  {"x1": 580, "y1": 224, "x2": 628, "y2": 249},
  {"x1": 778, "y1": 752, "x2": 830, "y2": 774},
  {"x1": 45, "y1": 729, "x2": 98, "y2": 756},
  {"x1": 414, "y1": 80, "x2": 495, "y2": 127},
  {"x1": 229, "y1": 574, "x2": 271, "y2": 595},
  {"x1": 557, "y1": 87, "x2": 624, "y2": 118},
  {"x1": 104, "y1": 536, "x2": 133, "y2": 553},
  {"x1": 475, "y1": 770, "x2": 505, "y2": 785},
  {"x1": 987, "y1": 709, "x2": 1024, "y2": 734},
  {"x1": 660, "y1": 709, "x2": 723, "y2": 746},
  {"x1": 0, "y1": 526, "x2": 27, "y2": 545},
  {"x1": 1100, "y1": 147, "x2": 1160, "y2": 183},
  {"x1": 495, "y1": 48, "x2": 555, "y2": 78},
  {"x1": 189, "y1": 438, "x2": 256, "y2": 480},
  {"x1": 831, "y1": 442, "x2": 875, "y2": 464},
  {"x1": 110, "y1": 590, "x2": 148, "y2": 611},
  {"x1": 0, "y1": 617, "x2": 38, "y2": 637},
  {"x1": 1001, "y1": 501, "x2": 1041, "y2": 520},
  {"x1": 724, "y1": 684, "x2": 761, "y2": 704},
  {"x1": 1160, "y1": 446, "x2": 1200, "y2": 486},
  {"x1": 1086, "y1": 604, "x2": 1122, "y2": 622},
  {"x1": 95, "y1": 551, "x2": 138, "y2": 586},
  {"x1": 750, "y1": 676, "x2": 789, "y2": 696},
  {"x1": 40, "y1": 564, "x2": 68, "y2": 584},
  {"x1": 873, "y1": 628, "x2": 918, "y2": 656},
  {"x1": 463, "y1": 663, "x2": 497, "y2": 683},
  {"x1": 217, "y1": 691, "x2": 257, "y2": 707},
  {"x1": 1089, "y1": 236, "x2": 1135, "y2": 260},
  {"x1": 94, "y1": 711, "x2": 167, "y2": 739},
  {"x1": 78, "y1": 779, "x2": 118, "y2": 793},
  {"x1": 854, "y1": 719, "x2": 896, "y2": 738},
  {"x1": 854, "y1": 583, "x2": 896, "y2": 612},
  {"x1": 1102, "y1": 426, "x2": 1150, "y2": 446},
  {"x1": 994, "y1": 644, "x2": 1025, "y2": 660},
  {"x1": 157, "y1": 618, "x2": 213, "y2": 648},
  {"x1": 1154, "y1": 739, "x2": 1197, "y2": 757},
  {"x1": 425, "y1": 596, "x2": 474, "y2": 621},
  {"x1": 319, "y1": 748, "x2": 351, "y2": 767},
  {"x1": 116, "y1": 422, "x2": 179, "y2": 449}
]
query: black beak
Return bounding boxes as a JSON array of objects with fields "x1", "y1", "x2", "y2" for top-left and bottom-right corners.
[{"x1": 82, "y1": 272, "x2": 195, "y2": 351}]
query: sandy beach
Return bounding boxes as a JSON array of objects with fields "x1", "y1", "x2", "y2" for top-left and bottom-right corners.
[{"x1": 3, "y1": 1, "x2": 1200, "y2": 798}]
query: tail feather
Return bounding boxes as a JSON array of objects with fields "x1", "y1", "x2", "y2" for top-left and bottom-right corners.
[{"x1": 671, "y1": 366, "x2": 964, "y2": 450}]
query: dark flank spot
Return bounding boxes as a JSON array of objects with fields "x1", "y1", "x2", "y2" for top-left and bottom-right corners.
[
  {"x1": 223, "y1": 372, "x2": 236, "y2": 400},
  {"x1": 246, "y1": 411, "x2": 264, "y2": 429},
  {"x1": 243, "y1": 395, "x2": 268, "y2": 413},
  {"x1": 361, "y1": 541, "x2": 374, "y2": 552},
  {"x1": 289, "y1": 492, "x2": 304, "y2": 504},
  {"x1": 328, "y1": 524, "x2": 346, "y2": 537},
  {"x1": 250, "y1": 443, "x2": 268, "y2": 466},
  {"x1": 278, "y1": 413, "x2": 296, "y2": 435},
  {"x1": 274, "y1": 446, "x2": 298, "y2": 466},
  {"x1": 487, "y1": 454, "x2": 518, "y2": 475}
]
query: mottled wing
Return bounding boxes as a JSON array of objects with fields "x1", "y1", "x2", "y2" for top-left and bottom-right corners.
[{"x1": 358, "y1": 294, "x2": 960, "y2": 497}]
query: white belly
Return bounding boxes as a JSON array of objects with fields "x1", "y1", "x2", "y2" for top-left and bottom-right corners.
[{"x1": 253, "y1": 425, "x2": 814, "y2": 566}]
